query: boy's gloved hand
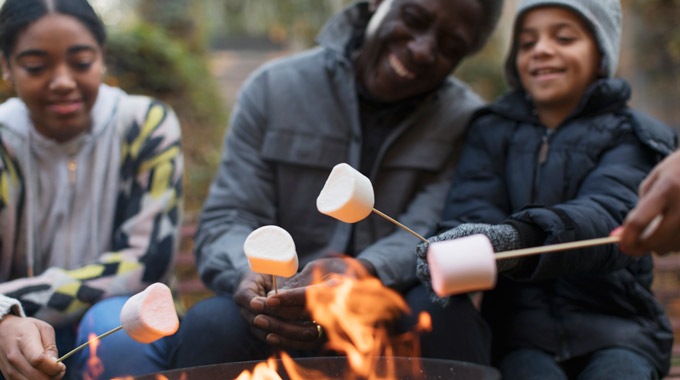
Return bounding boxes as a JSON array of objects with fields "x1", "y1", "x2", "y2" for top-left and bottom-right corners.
[{"x1": 415, "y1": 223, "x2": 522, "y2": 305}]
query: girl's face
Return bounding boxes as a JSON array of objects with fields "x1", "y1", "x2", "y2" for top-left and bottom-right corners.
[
  {"x1": 2, "y1": 13, "x2": 103, "y2": 142},
  {"x1": 515, "y1": 7, "x2": 601, "y2": 118}
]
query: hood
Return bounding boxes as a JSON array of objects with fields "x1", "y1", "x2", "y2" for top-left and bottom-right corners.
[{"x1": 488, "y1": 77, "x2": 631, "y2": 123}]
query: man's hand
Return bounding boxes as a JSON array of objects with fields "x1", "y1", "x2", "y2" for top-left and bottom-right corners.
[
  {"x1": 234, "y1": 257, "x2": 375, "y2": 350},
  {"x1": 0, "y1": 315, "x2": 65, "y2": 380},
  {"x1": 619, "y1": 151, "x2": 680, "y2": 256}
]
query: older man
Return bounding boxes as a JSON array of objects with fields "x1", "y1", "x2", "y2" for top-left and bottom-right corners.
[{"x1": 167, "y1": 0, "x2": 504, "y2": 368}]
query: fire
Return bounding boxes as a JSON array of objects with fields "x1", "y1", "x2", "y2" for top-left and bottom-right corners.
[
  {"x1": 235, "y1": 357, "x2": 283, "y2": 380},
  {"x1": 110, "y1": 375, "x2": 183, "y2": 380},
  {"x1": 82, "y1": 333, "x2": 104, "y2": 380},
  {"x1": 83, "y1": 258, "x2": 431, "y2": 380},
  {"x1": 238, "y1": 258, "x2": 432, "y2": 380}
]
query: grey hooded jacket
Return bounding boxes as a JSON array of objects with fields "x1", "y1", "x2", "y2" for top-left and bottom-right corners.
[{"x1": 194, "y1": 2, "x2": 485, "y2": 293}]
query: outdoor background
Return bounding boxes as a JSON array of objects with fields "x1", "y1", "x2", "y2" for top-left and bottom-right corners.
[
  {"x1": 1, "y1": 0, "x2": 679, "y2": 219},
  {"x1": 0, "y1": 0, "x2": 679, "y2": 310},
  {"x1": 95, "y1": 0, "x2": 680, "y2": 220}
]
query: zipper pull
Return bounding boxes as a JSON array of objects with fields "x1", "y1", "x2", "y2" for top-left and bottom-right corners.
[
  {"x1": 538, "y1": 134, "x2": 549, "y2": 165},
  {"x1": 68, "y1": 158, "x2": 77, "y2": 185}
]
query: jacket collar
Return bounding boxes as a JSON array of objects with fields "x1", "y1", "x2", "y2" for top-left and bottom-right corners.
[
  {"x1": 316, "y1": 1, "x2": 371, "y2": 61},
  {"x1": 489, "y1": 77, "x2": 632, "y2": 125}
]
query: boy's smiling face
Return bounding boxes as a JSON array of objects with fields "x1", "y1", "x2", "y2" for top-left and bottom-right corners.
[{"x1": 515, "y1": 6, "x2": 601, "y2": 119}]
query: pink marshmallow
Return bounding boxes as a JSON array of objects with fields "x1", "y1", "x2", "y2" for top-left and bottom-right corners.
[
  {"x1": 120, "y1": 283, "x2": 179, "y2": 344},
  {"x1": 427, "y1": 234, "x2": 497, "y2": 297}
]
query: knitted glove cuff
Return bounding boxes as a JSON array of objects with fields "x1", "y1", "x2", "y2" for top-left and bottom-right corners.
[
  {"x1": 0, "y1": 295, "x2": 25, "y2": 320},
  {"x1": 416, "y1": 223, "x2": 523, "y2": 306},
  {"x1": 505, "y1": 219, "x2": 547, "y2": 248}
]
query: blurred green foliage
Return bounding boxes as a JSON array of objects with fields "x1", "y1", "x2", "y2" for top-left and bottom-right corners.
[
  {"x1": 105, "y1": 22, "x2": 227, "y2": 214},
  {"x1": 106, "y1": 23, "x2": 224, "y2": 126},
  {"x1": 136, "y1": 0, "x2": 208, "y2": 53},
  {"x1": 209, "y1": 0, "x2": 353, "y2": 47}
]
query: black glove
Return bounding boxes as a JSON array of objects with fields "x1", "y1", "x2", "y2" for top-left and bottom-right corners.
[{"x1": 416, "y1": 223, "x2": 522, "y2": 305}]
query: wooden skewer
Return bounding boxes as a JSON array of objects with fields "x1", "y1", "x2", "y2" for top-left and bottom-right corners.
[
  {"x1": 371, "y1": 208, "x2": 429, "y2": 243},
  {"x1": 494, "y1": 235, "x2": 621, "y2": 260},
  {"x1": 273, "y1": 275, "x2": 278, "y2": 295},
  {"x1": 57, "y1": 325, "x2": 123, "y2": 363}
]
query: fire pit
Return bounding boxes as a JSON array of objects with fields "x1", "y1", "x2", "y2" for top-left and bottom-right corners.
[{"x1": 133, "y1": 356, "x2": 500, "y2": 380}]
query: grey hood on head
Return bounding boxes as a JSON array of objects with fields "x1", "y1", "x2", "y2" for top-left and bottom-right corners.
[{"x1": 504, "y1": 0, "x2": 622, "y2": 89}]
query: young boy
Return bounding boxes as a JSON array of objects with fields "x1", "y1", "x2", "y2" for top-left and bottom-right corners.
[{"x1": 416, "y1": 0, "x2": 676, "y2": 379}]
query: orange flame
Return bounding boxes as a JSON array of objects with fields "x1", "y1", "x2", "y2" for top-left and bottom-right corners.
[
  {"x1": 235, "y1": 357, "x2": 281, "y2": 380},
  {"x1": 236, "y1": 258, "x2": 432, "y2": 379},
  {"x1": 156, "y1": 374, "x2": 186, "y2": 380},
  {"x1": 82, "y1": 333, "x2": 105, "y2": 380}
]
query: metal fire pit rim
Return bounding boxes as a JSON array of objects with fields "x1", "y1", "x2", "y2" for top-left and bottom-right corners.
[{"x1": 134, "y1": 355, "x2": 501, "y2": 380}]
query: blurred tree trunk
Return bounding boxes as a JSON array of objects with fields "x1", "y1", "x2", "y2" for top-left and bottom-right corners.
[{"x1": 622, "y1": 0, "x2": 680, "y2": 129}]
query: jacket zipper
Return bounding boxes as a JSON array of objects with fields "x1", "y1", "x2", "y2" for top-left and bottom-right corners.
[
  {"x1": 65, "y1": 157, "x2": 77, "y2": 268},
  {"x1": 538, "y1": 131, "x2": 551, "y2": 165},
  {"x1": 536, "y1": 130, "x2": 569, "y2": 359},
  {"x1": 532, "y1": 129, "x2": 553, "y2": 202}
]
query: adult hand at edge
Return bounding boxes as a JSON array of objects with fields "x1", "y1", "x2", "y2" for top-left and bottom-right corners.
[
  {"x1": 0, "y1": 315, "x2": 65, "y2": 380},
  {"x1": 619, "y1": 151, "x2": 680, "y2": 256}
]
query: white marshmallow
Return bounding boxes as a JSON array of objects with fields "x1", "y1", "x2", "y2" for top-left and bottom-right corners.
[
  {"x1": 244, "y1": 225, "x2": 299, "y2": 277},
  {"x1": 120, "y1": 283, "x2": 179, "y2": 344},
  {"x1": 316, "y1": 163, "x2": 375, "y2": 223},
  {"x1": 427, "y1": 234, "x2": 497, "y2": 297}
]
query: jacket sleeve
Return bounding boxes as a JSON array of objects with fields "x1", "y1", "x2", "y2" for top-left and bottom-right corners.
[
  {"x1": 0, "y1": 100, "x2": 183, "y2": 326},
  {"x1": 0, "y1": 137, "x2": 24, "y2": 320},
  {"x1": 509, "y1": 132, "x2": 660, "y2": 281},
  {"x1": 194, "y1": 73, "x2": 275, "y2": 295}
]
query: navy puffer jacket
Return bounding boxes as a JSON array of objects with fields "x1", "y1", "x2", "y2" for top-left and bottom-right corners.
[{"x1": 440, "y1": 78, "x2": 676, "y2": 375}]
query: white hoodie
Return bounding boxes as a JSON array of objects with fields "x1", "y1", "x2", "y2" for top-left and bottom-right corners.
[{"x1": 0, "y1": 84, "x2": 183, "y2": 326}]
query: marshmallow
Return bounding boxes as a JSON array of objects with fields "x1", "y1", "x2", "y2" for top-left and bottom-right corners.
[
  {"x1": 120, "y1": 283, "x2": 179, "y2": 344},
  {"x1": 244, "y1": 225, "x2": 299, "y2": 277},
  {"x1": 316, "y1": 163, "x2": 375, "y2": 223},
  {"x1": 427, "y1": 234, "x2": 497, "y2": 297}
]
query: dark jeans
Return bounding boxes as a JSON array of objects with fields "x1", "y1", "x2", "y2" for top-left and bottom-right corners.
[
  {"x1": 499, "y1": 347, "x2": 659, "y2": 380},
  {"x1": 155, "y1": 284, "x2": 491, "y2": 369},
  {"x1": 66, "y1": 297, "x2": 167, "y2": 380}
]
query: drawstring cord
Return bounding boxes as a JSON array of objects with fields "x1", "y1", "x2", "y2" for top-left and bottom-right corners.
[{"x1": 24, "y1": 131, "x2": 35, "y2": 278}]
